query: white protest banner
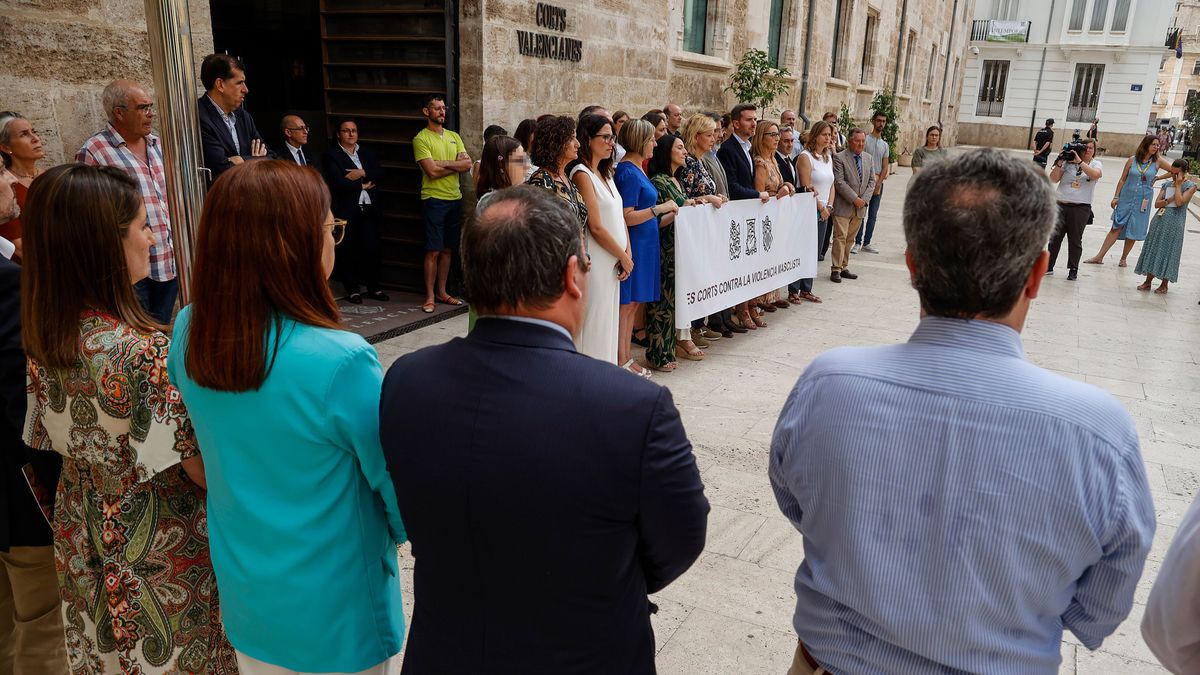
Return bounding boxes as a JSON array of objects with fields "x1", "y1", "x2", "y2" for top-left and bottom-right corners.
[{"x1": 674, "y1": 194, "x2": 817, "y2": 329}]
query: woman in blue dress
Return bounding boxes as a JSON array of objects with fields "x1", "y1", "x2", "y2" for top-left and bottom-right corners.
[
  {"x1": 1135, "y1": 159, "x2": 1197, "y2": 294},
  {"x1": 614, "y1": 118, "x2": 676, "y2": 378},
  {"x1": 1084, "y1": 135, "x2": 1174, "y2": 267}
]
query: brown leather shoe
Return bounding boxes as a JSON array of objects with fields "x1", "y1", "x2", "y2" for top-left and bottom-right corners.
[
  {"x1": 830, "y1": 271, "x2": 842, "y2": 283},
  {"x1": 840, "y1": 270, "x2": 859, "y2": 280}
]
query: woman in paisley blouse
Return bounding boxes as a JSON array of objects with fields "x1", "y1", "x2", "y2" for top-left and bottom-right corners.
[
  {"x1": 646, "y1": 134, "x2": 699, "y2": 370},
  {"x1": 678, "y1": 113, "x2": 734, "y2": 341},
  {"x1": 20, "y1": 164, "x2": 237, "y2": 674},
  {"x1": 527, "y1": 115, "x2": 587, "y2": 233}
]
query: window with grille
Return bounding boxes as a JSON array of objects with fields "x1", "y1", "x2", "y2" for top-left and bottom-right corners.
[
  {"x1": 978, "y1": 60, "x2": 1009, "y2": 117},
  {"x1": 993, "y1": 0, "x2": 1019, "y2": 19},
  {"x1": 1067, "y1": 63, "x2": 1104, "y2": 122},
  {"x1": 683, "y1": 0, "x2": 709, "y2": 54}
]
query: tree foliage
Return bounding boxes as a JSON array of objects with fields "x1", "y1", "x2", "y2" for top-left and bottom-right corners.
[{"x1": 726, "y1": 49, "x2": 791, "y2": 118}]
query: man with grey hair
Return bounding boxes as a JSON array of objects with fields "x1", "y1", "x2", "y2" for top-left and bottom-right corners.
[
  {"x1": 770, "y1": 149, "x2": 1154, "y2": 674},
  {"x1": 380, "y1": 186, "x2": 708, "y2": 674},
  {"x1": 76, "y1": 79, "x2": 177, "y2": 323},
  {"x1": 828, "y1": 128, "x2": 874, "y2": 282},
  {"x1": 663, "y1": 103, "x2": 684, "y2": 137}
]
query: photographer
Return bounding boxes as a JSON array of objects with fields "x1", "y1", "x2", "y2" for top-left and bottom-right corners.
[{"x1": 1047, "y1": 138, "x2": 1102, "y2": 280}]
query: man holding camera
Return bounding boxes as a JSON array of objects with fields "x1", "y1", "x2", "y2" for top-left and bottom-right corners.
[{"x1": 1047, "y1": 138, "x2": 1102, "y2": 280}]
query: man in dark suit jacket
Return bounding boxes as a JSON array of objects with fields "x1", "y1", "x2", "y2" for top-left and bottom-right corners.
[
  {"x1": 776, "y1": 126, "x2": 799, "y2": 188},
  {"x1": 380, "y1": 186, "x2": 709, "y2": 675},
  {"x1": 716, "y1": 103, "x2": 762, "y2": 201},
  {"x1": 278, "y1": 114, "x2": 315, "y2": 169},
  {"x1": 0, "y1": 247, "x2": 67, "y2": 671},
  {"x1": 196, "y1": 53, "x2": 273, "y2": 181},
  {"x1": 322, "y1": 119, "x2": 387, "y2": 303}
]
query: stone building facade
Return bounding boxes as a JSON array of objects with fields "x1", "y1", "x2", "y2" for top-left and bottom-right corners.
[
  {"x1": 1151, "y1": 0, "x2": 1200, "y2": 129},
  {"x1": 956, "y1": 0, "x2": 1173, "y2": 157},
  {"x1": 465, "y1": 0, "x2": 973, "y2": 158},
  {"x1": 0, "y1": 0, "x2": 214, "y2": 166}
]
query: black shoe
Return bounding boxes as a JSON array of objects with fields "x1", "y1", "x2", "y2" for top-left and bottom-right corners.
[
  {"x1": 830, "y1": 272, "x2": 842, "y2": 283},
  {"x1": 710, "y1": 318, "x2": 735, "y2": 338},
  {"x1": 1045, "y1": 268, "x2": 1054, "y2": 276},
  {"x1": 347, "y1": 293, "x2": 363, "y2": 304},
  {"x1": 632, "y1": 332, "x2": 649, "y2": 348},
  {"x1": 1067, "y1": 268, "x2": 1078, "y2": 281},
  {"x1": 840, "y1": 270, "x2": 858, "y2": 280},
  {"x1": 367, "y1": 290, "x2": 390, "y2": 301}
]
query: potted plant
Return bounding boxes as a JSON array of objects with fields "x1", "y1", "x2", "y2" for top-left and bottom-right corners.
[{"x1": 726, "y1": 49, "x2": 791, "y2": 118}]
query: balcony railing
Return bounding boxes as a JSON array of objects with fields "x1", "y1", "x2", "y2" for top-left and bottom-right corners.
[
  {"x1": 971, "y1": 19, "x2": 1031, "y2": 43},
  {"x1": 1166, "y1": 28, "x2": 1181, "y2": 49}
]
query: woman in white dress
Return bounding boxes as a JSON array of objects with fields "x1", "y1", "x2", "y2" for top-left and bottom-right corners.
[
  {"x1": 570, "y1": 113, "x2": 632, "y2": 363},
  {"x1": 789, "y1": 120, "x2": 836, "y2": 304}
]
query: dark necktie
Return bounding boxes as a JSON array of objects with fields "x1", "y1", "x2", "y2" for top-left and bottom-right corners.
[
  {"x1": 854, "y1": 154, "x2": 862, "y2": 182},
  {"x1": 297, "y1": 149, "x2": 306, "y2": 166}
]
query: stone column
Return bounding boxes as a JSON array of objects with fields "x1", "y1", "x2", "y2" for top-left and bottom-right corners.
[{"x1": 144, "y1": 0, "x2": 206, "y2": 303}]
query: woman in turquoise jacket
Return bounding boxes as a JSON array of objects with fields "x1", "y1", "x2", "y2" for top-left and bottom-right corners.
[{"x1": 167, "y1": 160, "x2": 406, "y2": 674}]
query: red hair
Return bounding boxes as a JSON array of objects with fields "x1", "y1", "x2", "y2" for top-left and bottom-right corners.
[{"x1": 184, "y1": 160, "x2": 340, "y2": 391}]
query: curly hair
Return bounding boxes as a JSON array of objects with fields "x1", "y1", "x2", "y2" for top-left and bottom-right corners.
[{"x1": 530, "y1": 115, "x2": 577, "y2": 170}]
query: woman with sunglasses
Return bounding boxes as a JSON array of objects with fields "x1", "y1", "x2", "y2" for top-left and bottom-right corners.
[
  {"x1": 168, "y1": 160, "x2": 407, "y2": 675},
  {"x1": 570, "y1": 114, "x2": 631, "y2": 364}
]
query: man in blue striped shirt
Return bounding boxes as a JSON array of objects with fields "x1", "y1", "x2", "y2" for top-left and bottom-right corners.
[{"x1": 769, "y1": 149, "x2": 1155, "y2": 674}]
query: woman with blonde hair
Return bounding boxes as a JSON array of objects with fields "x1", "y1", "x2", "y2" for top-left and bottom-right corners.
[
  {"x1": 789, "y1": 120, "x2": 837, "y2": 304},
  {"x1": 747, "y1": 120, "x2": 793, "y2": 325},
  {"x1": 678, "y1": 113, "x2": 733, "y2": 340}
]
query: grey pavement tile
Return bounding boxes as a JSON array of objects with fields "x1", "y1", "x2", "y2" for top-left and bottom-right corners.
[
  {"x1": 1084, "y1": 374, "x2": 1147, "y2": 399},
  {"x1": 654, "y1": 607, "x2": 798, "y2": 674},
  {"x1": 699, "y1": 464, "x2": 781, "y2": 518},
  {"x1": 654, "y1": 552, "x2": 797, "y2": 633},
  {"x1": 1094, "y1": 604, "x2": 1158, "y2": 667},
  {"x1": 1142, "y1": 440, "x2": 1200, "y2": 473},
  {"x1": 737, "y1": 516, "x2": 805, "y2": 574},
  {"x1": 1074, "y1": 650, "x2": 1167, "y2": 674},
  {"x1": 1058, "y1": 642, "x2": 1077, "y2": 674},
  {"x1": 648, "y1": 596, "x2": 694, "y2": 655},
  {"x1": 704, "y1": 504, "x2": 767, "y2": 558},
  {"x1": 691, "y1": 436, "x2": 771, "y2": 477},
  {"x1": 1162, "y1": 466, "x2": 1200, "y2": 501}
]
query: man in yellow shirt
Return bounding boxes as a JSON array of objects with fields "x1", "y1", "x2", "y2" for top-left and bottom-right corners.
[{"x1": 414, "y1": 95, "x2": 472, "y2": 313}]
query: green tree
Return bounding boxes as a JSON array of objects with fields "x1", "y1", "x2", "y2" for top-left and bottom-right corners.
[
  {"x1": 837, "y1": 103, "x2": 855, "y2": 138},
  {"x1": 726, "y1": 49, "x2": 791, "y2": 118},
  {"x1": 1186, "y1": 95, "x2": 1200, "y2": 166},
  {"x1": 869, "y1": 88, "x2": 901, "y2": 163}
]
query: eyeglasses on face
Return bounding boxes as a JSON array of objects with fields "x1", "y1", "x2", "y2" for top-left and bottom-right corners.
[
  {"x1": 327, "y1": 219, "x2": 347, "y2": 245},
  {"x1": 287, "y1": 126, "x2": 310, "y2": 132},
  {"x1": 118, "y1": 103, "x2": 155, "y2": 113},
  {"x1": 592, "y1": 133, "x2": 616, "y2": 143},
  {"x1": 764, "y1": 131, "x2": 780, "y2": 137}
]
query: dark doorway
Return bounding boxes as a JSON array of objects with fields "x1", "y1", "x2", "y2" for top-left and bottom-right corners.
[{"x1": 210, "y1": 0, "x2": 459, "y2": 293}]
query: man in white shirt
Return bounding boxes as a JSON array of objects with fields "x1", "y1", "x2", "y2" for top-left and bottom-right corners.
[{"x1": 279, "y1": 115, "x2": 313, "y2": 168}]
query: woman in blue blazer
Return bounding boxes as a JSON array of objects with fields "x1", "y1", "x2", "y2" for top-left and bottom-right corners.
[{"x1": 168, "y1": 160, "x2": 406, "y2": 675}]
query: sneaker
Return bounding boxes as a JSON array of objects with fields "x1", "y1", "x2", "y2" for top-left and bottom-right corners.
[
  {"x1": 861, "y1": 244, "x2": 879, "y2": 254},
  {"x1": 1067, "y1": 268, "x2": 1078, "y2": 281},
  {"x1": 851, "y1": 243, "x2": 861, "y2": 254},
  {"x1": 689, "y1": 329, "x2": 710, "y2": 348},
  {"x1": 1045, "y1": 268, "x2": 1054, "y2": 276}
]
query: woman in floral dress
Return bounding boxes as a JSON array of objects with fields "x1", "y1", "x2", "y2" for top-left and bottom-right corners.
[{"x1": 20, "y1": 164, "x2": 236, "y2": 674}]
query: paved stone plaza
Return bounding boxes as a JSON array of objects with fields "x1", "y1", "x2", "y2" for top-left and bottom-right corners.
[{"x1": 374, "y1": 150, "x2": 1199, "y2": 674}]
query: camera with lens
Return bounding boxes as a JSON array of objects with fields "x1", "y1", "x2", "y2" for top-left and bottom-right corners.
[{"x1": 1055, "y1": 132, "x2": 1088, "y2": 165}]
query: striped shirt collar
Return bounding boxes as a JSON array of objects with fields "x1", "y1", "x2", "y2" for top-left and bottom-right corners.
[
  {"x1": 100, "y1": 123, "x2": 159, "y2": 150},
  {"x1": 909, "y1": 316, "x2": 1025, "y2": 359}
]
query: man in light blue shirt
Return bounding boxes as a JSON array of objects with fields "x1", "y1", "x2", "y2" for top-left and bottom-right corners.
[{"x1": 770, "y1": 149, "x2": 1155, "y2": 674}]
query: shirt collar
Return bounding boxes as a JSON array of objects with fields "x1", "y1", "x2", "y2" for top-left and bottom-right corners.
[
  {"x1": 102, "y1": 123, "x2": 158, "y2": 149},
  {"x1": 735, "y1": 134, "x2": 751, "y2": 150},
  {"x1": 908, "y1": 316, "x2": 1025, "y2": 359},
  {"x1": 477, "y1": 315, "x2": 572, "y2": 341},
  {"x1": 207, "y1": 94, "x2": 235, "y2": 119}
]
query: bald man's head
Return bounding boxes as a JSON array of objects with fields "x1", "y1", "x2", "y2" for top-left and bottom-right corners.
[{"x1": 282, "y1": 114, "x2": 309, "y2": 147}]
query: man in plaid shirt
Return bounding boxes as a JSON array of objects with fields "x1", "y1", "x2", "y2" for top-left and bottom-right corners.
[{"x1": 76, "y1": 80, "x2": 176, "y2": 323}]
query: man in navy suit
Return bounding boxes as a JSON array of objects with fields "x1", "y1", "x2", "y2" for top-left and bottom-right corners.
[
  {"x1": 196, "y1": 53, "x2": 273, "y2": 181},
  {"x1": 380, "y1": 186, "x2": 709, "y2": 675},
  {"x1": 277, "y1": 114, "x2": 314, "y2": 168},
  {"x1": 717, "y1": 103, "x2": 765, "y2": 201}
]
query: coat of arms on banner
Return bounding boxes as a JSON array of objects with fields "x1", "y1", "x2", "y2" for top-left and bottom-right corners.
[
  {"x1": 729, "y1": 220, "x2": 741, "y2": 259},
  {"x1": 762, "y1": 215, "x2": 773, "y2": 252},
  {"x1": 746, "y1": 218, "x2": 758, "y2": 255}
]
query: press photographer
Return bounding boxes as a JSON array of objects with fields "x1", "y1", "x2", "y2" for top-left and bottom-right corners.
[{"x1": 1047, "y1": 137, "x2": 1102, "y2": 280}]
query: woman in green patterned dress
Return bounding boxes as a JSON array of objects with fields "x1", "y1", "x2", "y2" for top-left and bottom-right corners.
[
  {"x1": 1135, "y1": 159, "x2": 1197, "y2": 294},
  {"x1": 646, "y1": 134, "x2": 700, "y2": 370},
  {"x1": 20, "y1": 165, "x2": 236, "y2": 674}
]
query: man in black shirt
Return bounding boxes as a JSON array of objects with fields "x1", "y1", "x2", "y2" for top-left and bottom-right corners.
[{"x1": 1033, "y1": 118, "x2": 1055, "y2": 168}]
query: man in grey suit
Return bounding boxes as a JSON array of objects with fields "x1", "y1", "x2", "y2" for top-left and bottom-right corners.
[{"x1": 829, "y1": 128, "x2": 875, "y2": 283}]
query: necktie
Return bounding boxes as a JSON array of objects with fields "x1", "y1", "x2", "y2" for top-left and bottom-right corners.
[
  {"x1": 297, "y1": 149, "x2": 305, "y2": 166},
  {"x1": 854, "y1": 154, "x2": 862, "y2": 181}
]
